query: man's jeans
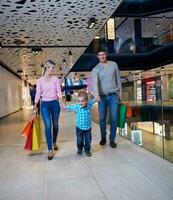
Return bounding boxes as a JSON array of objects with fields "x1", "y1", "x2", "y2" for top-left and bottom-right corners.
[
  {"x1": 76, "y1": 127, "x2": 92, "y2": 152},
  {"x1": 41, "y1": 100, "x2": 60, "y2": 150},
  {"x1": 98, "y1": 94, "x2": 118, "y2": 142}
]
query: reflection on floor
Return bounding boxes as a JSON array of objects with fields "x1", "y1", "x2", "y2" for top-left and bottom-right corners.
[{"x1": 1, "y1": 109, "x2": 173, "y2": 200}]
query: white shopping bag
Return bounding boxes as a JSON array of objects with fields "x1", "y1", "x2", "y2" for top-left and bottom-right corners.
[{"x1": 131, "y1": 130, "x2": 142, "y2": 146}]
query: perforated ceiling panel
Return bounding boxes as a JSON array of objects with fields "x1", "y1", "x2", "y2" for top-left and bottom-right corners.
[{"x1": 0, "y1": 0, "x2": 122, "y2": 82}]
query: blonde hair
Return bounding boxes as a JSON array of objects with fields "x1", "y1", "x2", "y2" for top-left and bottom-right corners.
[
  {"x1": 42, "y1": 60, "x2": 55, "y2": 75},
  {"x1": 78, "y1": 90, "x2": 88, "y2": 101}
]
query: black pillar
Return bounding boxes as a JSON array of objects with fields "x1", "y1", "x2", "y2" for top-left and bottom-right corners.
[{"x1": 134, "y1": 19, "x2": 142, "y2": 53}]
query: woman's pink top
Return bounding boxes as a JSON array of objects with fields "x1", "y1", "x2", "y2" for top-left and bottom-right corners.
[{"x1": 35, "y1": 76, "x2": 62, "y2": 103}]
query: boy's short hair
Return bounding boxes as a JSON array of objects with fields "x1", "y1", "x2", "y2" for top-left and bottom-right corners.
[
  {"x1": 78, "y1": 90, "x2": 88, "y2": 101},
  {"x1": 97, "y1": 48, "x2": 107, "y2": 54}
]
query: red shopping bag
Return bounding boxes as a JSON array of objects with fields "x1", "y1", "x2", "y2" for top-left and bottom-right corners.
[
  {"x1": 21, "y1": 119, "x2": 34, "y2": 137},
  {"x1": 24, "y1": 124, "x2": 33, "y2": 151}
]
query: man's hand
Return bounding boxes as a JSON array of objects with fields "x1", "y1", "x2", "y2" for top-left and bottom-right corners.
[
  {"x1": 94, "y1": 94, "x2": 100, "y2": 102},
  {"x1": 119, "y1": 96, "x2": 122, "y2": 102}
]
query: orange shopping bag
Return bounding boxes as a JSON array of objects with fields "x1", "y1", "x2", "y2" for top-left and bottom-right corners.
[
  {"x1": 124, "y1": 102, "x2": 132, "y2": 118},
  {"x1": 21, "y1": 119, "x2": 34, "y2": 137}
]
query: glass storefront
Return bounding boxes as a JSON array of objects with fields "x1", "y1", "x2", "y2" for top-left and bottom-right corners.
[{"x1": 120, "y1": 65, "x2": 173, "y2": 163}]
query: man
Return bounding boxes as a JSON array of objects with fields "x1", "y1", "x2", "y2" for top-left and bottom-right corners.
[
  {"x1": 92, "y1": 49, "x2": 122, "y2": 148},
  {"x1": 30, "y1": 85, "x2": 36, "y2": 105}
]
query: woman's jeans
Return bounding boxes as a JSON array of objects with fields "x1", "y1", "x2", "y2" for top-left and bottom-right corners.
[
  {"x1": 41, "y1": 100, "x2": 60, "y2": 150},
  {"x1": 98, "y1": 94, "x2": 119, "y2": 142}
]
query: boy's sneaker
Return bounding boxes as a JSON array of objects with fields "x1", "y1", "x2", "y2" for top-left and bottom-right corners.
[
  {"x1": 77, "y1": 149, "x2": 82, "y2": 155},
  {"x1": 85, "y1": 151, "x2": 92, "y2": 157}
]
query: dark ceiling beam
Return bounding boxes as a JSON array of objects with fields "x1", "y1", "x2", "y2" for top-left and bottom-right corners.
[
  {"x1": 69, "y1": 42, "x2": 173, "y2": 73},
  {"x1": 0, "y1": 45, "x2": 88, "y2": 48}
]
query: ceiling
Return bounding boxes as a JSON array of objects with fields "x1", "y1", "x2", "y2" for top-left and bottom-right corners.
[{"x1": 0, "y1": 0, "x2": 122, "y2": 83}]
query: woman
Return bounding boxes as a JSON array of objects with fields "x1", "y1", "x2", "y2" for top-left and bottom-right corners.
[{"x1": 34, "y1": 60, "x2": 62, "y2": 160}]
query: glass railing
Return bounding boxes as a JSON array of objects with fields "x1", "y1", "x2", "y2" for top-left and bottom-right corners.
[
  {"x1": 119, "y1": 66, "x2": 173, "y2": 163},
  {"x1": 85, "y1": 38, "x2": 164, "y2": 54}
]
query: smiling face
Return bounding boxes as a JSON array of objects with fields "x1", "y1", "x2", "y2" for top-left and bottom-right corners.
[
  {"x1": 46, "y1": 62, "x2": 55, "y2": 75},
  {"x1": 78, "y1": 96, "x2": 88, "y2": 107},
  {"x1": 98, "y1": 51, "x2": 107, "y2": 63}
]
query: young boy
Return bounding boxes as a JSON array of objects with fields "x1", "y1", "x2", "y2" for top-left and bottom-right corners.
[{"x1": 62, "y1": 90, "x2": 96, "y2": 157}]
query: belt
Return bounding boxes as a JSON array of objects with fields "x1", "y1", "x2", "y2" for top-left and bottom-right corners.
[{"x1": 100, "y1": 92, "x2": 117, "y2": 97}]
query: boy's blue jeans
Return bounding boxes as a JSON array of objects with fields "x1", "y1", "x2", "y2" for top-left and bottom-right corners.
[
  {"x1": 41, "y1": 100, "x2": 60, "y2": 150},
  {"x1": 98, "y1": 93, "x2": 119, "y2": 142},
  {"x1": 76, "y1": 127, "x2": 91, "y2": 152}
]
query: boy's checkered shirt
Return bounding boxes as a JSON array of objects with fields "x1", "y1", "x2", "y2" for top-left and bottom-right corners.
[{"x1": 66, "y1": 99, "x2": 96, "y2": 130}]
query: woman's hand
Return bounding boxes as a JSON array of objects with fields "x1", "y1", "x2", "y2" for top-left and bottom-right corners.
[
  {"x1": 60, "y1": 103, "x2": 66, "y2": 111},
  {"x1": 33, "y1": 106, "x2": 38, "y2": 115}
]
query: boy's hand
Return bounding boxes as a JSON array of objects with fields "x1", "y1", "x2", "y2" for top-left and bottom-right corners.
[{"x1": 94, "y1": 94, "x2": 100, "y2": 102}]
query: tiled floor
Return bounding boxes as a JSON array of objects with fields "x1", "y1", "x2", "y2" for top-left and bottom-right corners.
[{"x1": 0, "y1": 109, "x2": 173, "y2": 200}]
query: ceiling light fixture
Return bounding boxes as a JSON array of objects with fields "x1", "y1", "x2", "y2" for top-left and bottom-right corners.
[
  {"x1": 69, "y1": 51, "x2": 72, "y2": 56},
  {"x1": 31, "y1": 46, "x2": 42, "y2": 53},
  {"x1": 63, "y1": 59, "x2": 66, "y2": 64},
  {"x1": 88, "y1": 18, "x2": 96, "y2": 29},
  {"x1": 156, "y1": 23, "x2": 160, "y2": 28},
  {"x1": 17, "y1": 69, "x2": 23, "y2": 73}
]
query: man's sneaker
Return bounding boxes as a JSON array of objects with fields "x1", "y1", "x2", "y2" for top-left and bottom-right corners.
[
  {"x1": 85, "y1": 151, "x2": 92, "y2": 157},
  {"x1": 100, "y1": 138, "x2": 106, "y2": 145},
  {"x1": 77, "y1": 149, "x2": 82, "y2": 155},
  {"x1": 110, "y1": 141, "x2": 117, "y2": 148}
]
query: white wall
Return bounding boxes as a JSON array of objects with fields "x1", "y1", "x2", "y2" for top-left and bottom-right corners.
[{"x1": 0, "y1": 65, "x2": 22, "y2": 118}]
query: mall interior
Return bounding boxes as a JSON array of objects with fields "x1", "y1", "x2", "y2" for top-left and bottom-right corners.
[{"x1": 1, "y1": 0, "x2": 173, "y2": 200}]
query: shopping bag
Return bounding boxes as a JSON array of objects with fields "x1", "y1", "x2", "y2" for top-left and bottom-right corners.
[
  {"x1": 24, "y1": 124, "x2": 33, "y2": 151},
  {"x1": 124, "y1": 102, "x2": 132, "y2": 118},
  {"x1": 21, "y1": 119, "x2": 34, "y2": 137},
  {"x1": 132, "y1": 105, "x2": 140, "y2": 117},
  {"x1": 32, "y1": 115, "x2": 42, "y2": 150},
  {"x1": 117, "y1": 104, "x2": 127, "y2": 128},
  {"x1": 131, "y1": 130, "x2": 142, "y2": 146}
]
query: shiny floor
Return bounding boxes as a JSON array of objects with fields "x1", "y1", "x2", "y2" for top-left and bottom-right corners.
[{"x1": 0, "y1": 109, "x2": 173, "y2": 200}]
